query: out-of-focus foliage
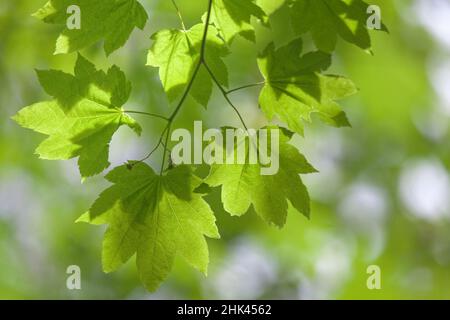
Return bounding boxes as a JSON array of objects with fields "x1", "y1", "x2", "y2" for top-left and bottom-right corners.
[{"x1": 1, "y1": 0, "x2": 450, "y2": 299}]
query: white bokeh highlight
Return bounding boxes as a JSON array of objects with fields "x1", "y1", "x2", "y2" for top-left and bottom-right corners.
[{"x1": 399, "y1": 159, "x2": 450, "y2": 221}]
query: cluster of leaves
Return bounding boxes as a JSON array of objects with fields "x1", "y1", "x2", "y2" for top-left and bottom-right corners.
[{"x1": 14, "y1": 0, "x2": 385, "y2": 291}]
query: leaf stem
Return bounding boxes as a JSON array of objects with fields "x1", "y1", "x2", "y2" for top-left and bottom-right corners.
[
  {"x1": 124, "y1": 110, "x2": 169, "y2": 121},
  {"x1": 160, "y1": 123, "x2": 172, "y2": 174},
  {"x1": 171, "y1": 0, "x2": 187, "y2": 31},
  {"x1": 158, "y1": 0, "x2": 215, "y2": 173},
  {"x1": 134, "y1": 125, "x2": 169, "y2": 165},
  {"x1": 202, "y1": 61, "x2": 249, "y2": 131},
  {"x1": 226, "y1": 82, "x2": 265, "y2": 95},
  {"x1": 137, "y1": 0, "x2": 252, "y2": 172}
]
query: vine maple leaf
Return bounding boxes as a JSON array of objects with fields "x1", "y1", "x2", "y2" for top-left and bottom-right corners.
[
  {"x1": 33, "y1": 0, "x2": 148, "y2": 55},
  {"x1": 258, "y1": 39, "x2": 358, "y2": 135},
  {"x1": 206, "y1": 126, "x2": 316, "y2": 227},
  {"x1": 78, "y1": 164, "x2": 220, "y2": 292},
  {"x1": 147, "y1": 24, "x2": 229, "y2": 108},
  {"x1": 290, "y1": 0, "x2": 388, "y2": 52},
  {"x1": 12, "y1": 54, "x2": 141, "y2": 178}
]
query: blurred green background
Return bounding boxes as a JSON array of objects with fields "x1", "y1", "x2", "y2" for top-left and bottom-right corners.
[{"x1": 1, "y1": 0, "x2": 450, "y2": 299}]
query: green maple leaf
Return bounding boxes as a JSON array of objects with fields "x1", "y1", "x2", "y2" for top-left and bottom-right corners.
[
  {"x1": 256, "y1": 0, "x2": 285, "y2": 16},
  {"x1": 33, "y1": 0, "x2": 148, "y2": 55},
  {"x1": 78, "y1": 164, "x2": 219, "y2": 292},
  {"x1": 147, "y1": 24, "x2": 229, "y2": 108},
  {"x1": 206, "y1": 126, "x2": 316, "y2": 227},
  {"x1": 210, "y1": 0, "x2": 266, "y2": 43},
  {"x1": 12, "y1": 54, "x2": 141, "y2": 178},
  {"x1": 290, "y1": 0, "x2": 388, "y2": 52},
  {"x1": 258, "y1": 39, "x2": 358, "y2": 135}
]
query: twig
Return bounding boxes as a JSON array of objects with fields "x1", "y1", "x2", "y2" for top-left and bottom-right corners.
[
  {"x1": 159, "y1": 0, "x2": 215, "y2": 174},
  {"x1": 170, "y1": 0, "x2": 187, "y2": 31},
  {"x1": 202, "y1": 61, "x2": 249, "y2": 131}
]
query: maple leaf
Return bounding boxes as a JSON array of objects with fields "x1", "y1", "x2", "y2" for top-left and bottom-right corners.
[
  {"x1": 258, "y1": 39, "x2": 358, "y2": 135},
  {"x1": 12, "y1": 54, "x2": 141, "y2": 178},
  {"x1": 290, "y1": 0, "x2": 388, "y2": 52},
  {"x1": 33, "y1": 0, "x2": 148, "y2": 55},
  {"x1": 206, "y1": 126, "x2": 316, "y2": 227},
  {"x1": 256, "y1": 0, "x2": 285, "y2": 16},
  {"x1": 210, "y1": 0, "x2": 266, "y2": 43},
  {"x1": 78, "y1": 164, "x2": 220, "y2": 292},
  {"x1": 147, "y1": 24, "x2": 229, "y2": 108}
]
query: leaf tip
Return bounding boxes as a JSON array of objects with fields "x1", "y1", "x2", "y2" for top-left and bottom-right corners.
[
  {"x1": 75, "y1": 212, "x2": 89, "y2": 224},
  {"x1": 10, "y1": 113, "x2": 20, "y2": 124}
]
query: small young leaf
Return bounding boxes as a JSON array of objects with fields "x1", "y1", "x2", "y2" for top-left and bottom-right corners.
[
  {"x1": 13, "y1": 54, "x2": 141, "y2": 178},
  {"x1": 81, "y1": 164, "x2": 220, "y2": 292},
  {"x1": 33, "y1": 0, "x2": 148, "y2": 55},
  {"x1": 258, "y1": 39, "x2": 358, "y2": 135}
]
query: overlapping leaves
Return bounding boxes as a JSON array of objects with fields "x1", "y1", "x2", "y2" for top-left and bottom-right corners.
[
  {"x1": 290, "y1": 0, "x2": 388, "y2": 52},
  {"x1": 15, "y1": 0, "x2": 387, "y2": 292},
  {"x1": 210, "y1": 0, "x2": 266, "y2": 43},
  {"x1": 258, "y1": 39, "x2": 358, "y2": 135},
  {"x1": 206, "y1": 126, "x2": 316, "y2": 227}
]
